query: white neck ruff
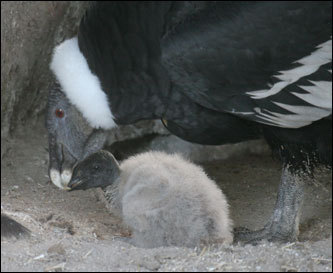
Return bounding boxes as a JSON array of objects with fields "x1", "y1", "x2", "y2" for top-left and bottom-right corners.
[{"x1": 50, "y1": 37, "x2": 116, "y2": 130}]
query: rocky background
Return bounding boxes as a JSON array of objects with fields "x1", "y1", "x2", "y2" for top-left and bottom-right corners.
[{"x1": 1, "y1": 1, "x2": 90, "y2": 158}]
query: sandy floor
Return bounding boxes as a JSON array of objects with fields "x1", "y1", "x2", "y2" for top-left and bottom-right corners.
[{"x1": 1, "y1": 122, "x2": 332, "y2": 272}]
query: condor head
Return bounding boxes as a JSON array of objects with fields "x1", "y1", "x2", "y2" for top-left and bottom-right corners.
[{"x1": 46, "y1": 84, "x2": 109, "y2": 190}]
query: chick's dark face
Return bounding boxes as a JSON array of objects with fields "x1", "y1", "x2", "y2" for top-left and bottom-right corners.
[{"x1": 68, "y1": 152, "x2": 115, "y2": 191}]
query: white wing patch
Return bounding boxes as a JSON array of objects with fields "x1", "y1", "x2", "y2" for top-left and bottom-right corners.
[
  {"x1": 229, "y1": 109, "x2": 254, "y2": 115},
  {"x1": 293, "y1": 81, "x2": 332, "y2": 110},
  {"x1": 247, "y1": 39, "x2": 332, "y2": 99},
  {"x1": 253, "y1": 107, "x2": 322, "y2": 128},
  {"x1": 246, "y1": 39, "x2": 332, "y2": 128}
]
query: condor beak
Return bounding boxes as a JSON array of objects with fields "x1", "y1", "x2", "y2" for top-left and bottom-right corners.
[{"x1": 48, "y1": 135, "x2": 77, "y2": 190}]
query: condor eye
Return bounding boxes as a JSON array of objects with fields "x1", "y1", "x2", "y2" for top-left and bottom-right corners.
[
  {"x1": 93, "y1": 165, "x2": 100, "y2": 171},
  {"x1": 55, "y1": 108, "x2": 64, "y2": 118}
]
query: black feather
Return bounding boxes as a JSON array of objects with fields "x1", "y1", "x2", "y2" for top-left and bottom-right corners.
[{"x1": 1, "y1": 214, "x2": 30, "y2": 239}]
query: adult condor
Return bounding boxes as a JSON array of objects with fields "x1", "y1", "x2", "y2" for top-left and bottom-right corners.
[{"x1": 46, "y1": 2, "x2": 332, "y2": 243}]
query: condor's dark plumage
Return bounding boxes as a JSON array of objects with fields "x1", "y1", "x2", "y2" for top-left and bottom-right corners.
[{"x1": 47, "y1": 2, "x2": 332, "y2": 243}]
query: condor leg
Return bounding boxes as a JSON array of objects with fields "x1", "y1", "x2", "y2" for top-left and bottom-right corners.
[{"x1": 234, "y1": 165, "x2": 305, "y2": 243}]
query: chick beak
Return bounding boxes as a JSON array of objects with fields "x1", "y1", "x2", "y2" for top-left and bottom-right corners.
[{"x1": 67, "y1": 178, "x2": 83, "y2": 191}]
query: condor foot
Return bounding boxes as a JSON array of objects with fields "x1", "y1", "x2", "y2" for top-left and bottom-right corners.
[
  {"x1": 234, "y1": 166, "x2": 305, "y2": 245},
  {"x1": 233, "y1": 223, "x2": 297, "y2": 245}
]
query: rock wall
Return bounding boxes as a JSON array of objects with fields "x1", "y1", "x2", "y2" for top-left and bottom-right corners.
[{"x1": 1, "y1": 1, "x2": 90, "y2": 158}]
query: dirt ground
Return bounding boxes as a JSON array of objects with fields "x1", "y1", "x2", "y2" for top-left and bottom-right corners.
[{"x1": 1, "y1": 122, "x2": 332, "y2": 272}]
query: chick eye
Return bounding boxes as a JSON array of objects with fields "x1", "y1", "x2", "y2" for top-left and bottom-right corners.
[
  {"x1": 55, "y1": 108, "x2": 64, "y2": 118},
  {"x1": 93, "y1": 165, "x2": 100, "y2": 171}
]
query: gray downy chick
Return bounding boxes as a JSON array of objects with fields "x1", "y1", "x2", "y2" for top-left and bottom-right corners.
[{"x1": 69, "y1": 150, "x2": 233, "y2": 248}]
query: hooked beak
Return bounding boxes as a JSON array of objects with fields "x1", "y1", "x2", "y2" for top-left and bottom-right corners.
[{"x1": 48, "y1": 135, "x2": 78, "y2": 190}]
